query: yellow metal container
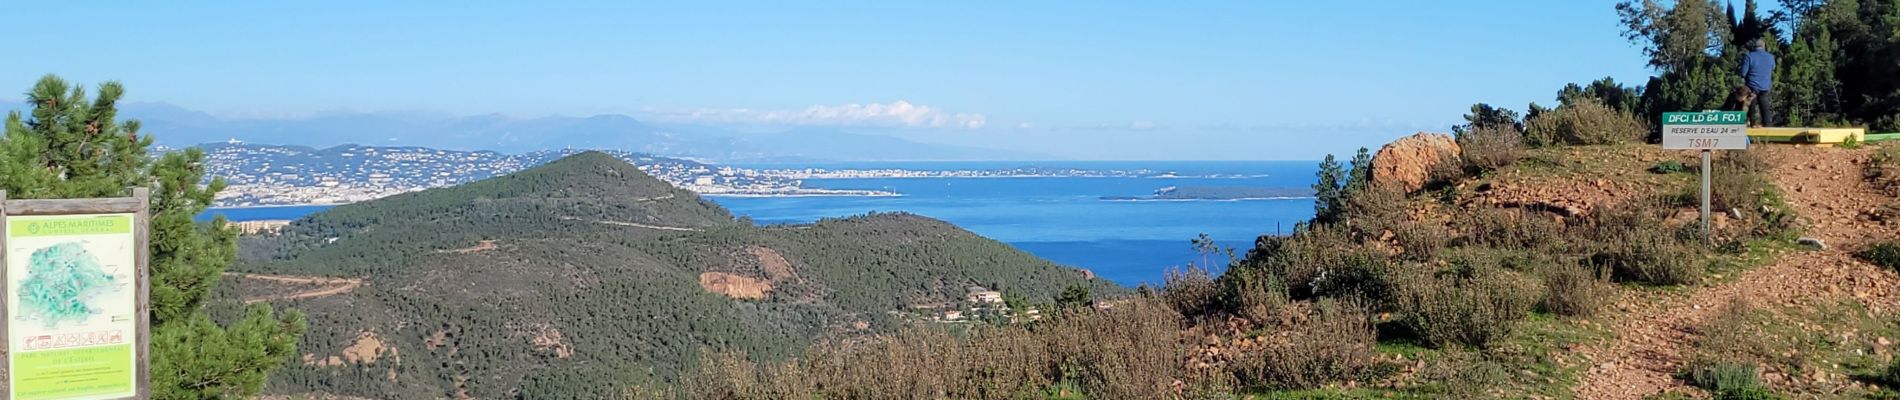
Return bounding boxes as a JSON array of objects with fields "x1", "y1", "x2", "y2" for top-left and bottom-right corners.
[{"x1": 1746, "y1": 127, "x2": 1867, "y2": 144}]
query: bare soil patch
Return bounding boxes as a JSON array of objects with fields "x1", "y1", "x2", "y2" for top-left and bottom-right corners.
[{"x1": 1573, "y1": 146, "x2": 1900, "y2": 399}]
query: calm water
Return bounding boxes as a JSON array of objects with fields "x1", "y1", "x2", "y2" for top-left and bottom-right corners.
[{"x1": 202, "y1": 161, "x2": 1318, "y2": 286}]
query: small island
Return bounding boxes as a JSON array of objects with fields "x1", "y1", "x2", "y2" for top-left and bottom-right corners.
[{"x1": 1101, "y1": 186, "x2": 1316, "y2": 201}]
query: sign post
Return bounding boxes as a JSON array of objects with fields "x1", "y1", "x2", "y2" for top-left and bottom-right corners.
[
  {"x1": 0, "y1": 188, "x2": 150, "y2": 400},
  {"x1": 1661, "y1": 111, "x2": 1749, "y2": 238}
]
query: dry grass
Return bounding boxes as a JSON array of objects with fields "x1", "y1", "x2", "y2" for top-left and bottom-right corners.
[
  {"x1": 681, "y1": 299, "x2": 1192, "y2": 400},
  {"x1": 1229, "y1": 300, "x2": 1390, "y2": 390}
]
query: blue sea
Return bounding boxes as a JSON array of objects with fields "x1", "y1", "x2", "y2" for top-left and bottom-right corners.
[{"x1": 202, "y1": 161, "x2": 1318, "y2": 286}]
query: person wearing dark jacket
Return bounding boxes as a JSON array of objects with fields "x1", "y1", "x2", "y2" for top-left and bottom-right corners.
[{"x1": 1740, "y1": 39, "x2": 1777, "y2": 126}]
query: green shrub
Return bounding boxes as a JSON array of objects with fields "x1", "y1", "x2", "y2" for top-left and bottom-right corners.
[
  {"x1": 1861, "y1": 241, "x2": 1900, "y2": 271},
  {"x1": 1392, "y1": 268, "x2": 1538, "y2": 349},
  {"x1": 1587, "y1": 231, "x2": 1703, "y2": 285},
  {"x1": 1458, "y1": 126, "x2": 1527, "y2": 172},
  {"x1": 1524, "y1": 100, "x2": 1648, "y2": 146},
  {"x1": 1310, "y1": 253, "x2": 1397, "y2": 309},
  {"x1": 1685, "y1": 358, "x2": 1783, "y2": 399},
  {"x1": 1423, "y1": 352, "x2": 1507, "y2": 398},
  {"x1": 1575, "y1": 202, "x2": 1705, "y2": 285},
  {"x1": 1650, "y1": 160, "x2": 1689, "y2": 174},
  {"x1": 1541, "y1": 263, "x2": 1613, "y2": 317},
  {"x1": 1881, "y1": 356, "x2": 1900, "y2": 387},
  {"x1": 1686, "y1": 359, "x2": 1759, "y2": 392},
  {"x1": 1248, "y1": 227, "x2": 1373, "y2": 299},
  {"x1": 1231, "y1": 300, "x2": 1390, "y2": 390},
  {"x1": 1453, "y1": 208, "x2": 1565, "y2": 250},
  {"x1": 1218, "y1": 267, "x2": 1289, "y2": 323}
]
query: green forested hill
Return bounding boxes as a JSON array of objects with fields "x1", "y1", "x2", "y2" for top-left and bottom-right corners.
[{"x1": 224, "y1": 151, "x2": 1116, "y2": 399}]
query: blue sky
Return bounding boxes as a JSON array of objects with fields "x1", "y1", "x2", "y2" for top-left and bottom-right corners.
[{"x1": 1, "y1": 1, "x2": 1663, "y2": 160}]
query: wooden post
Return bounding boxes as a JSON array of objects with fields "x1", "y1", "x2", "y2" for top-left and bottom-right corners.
[
  {"x1": 132, "y1": 187, "x2": 150, "y2": 400},
  {"x1": 0, "y1": 189, "x2": 8, "y2": 389}
]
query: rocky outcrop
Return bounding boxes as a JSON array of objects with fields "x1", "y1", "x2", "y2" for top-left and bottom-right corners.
[{"x1": 1371, "y1": 132, "x2": 1461, "y2": 193}]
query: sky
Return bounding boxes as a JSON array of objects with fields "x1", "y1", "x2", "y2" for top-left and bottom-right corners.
[{"x1": 0, "y1": 1, "x2": 1664, "y2": 160}]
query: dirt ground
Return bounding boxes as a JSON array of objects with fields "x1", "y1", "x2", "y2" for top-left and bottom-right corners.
[{"x1": 1574, "y1": 146, "x2": 1900, "y2": 399}]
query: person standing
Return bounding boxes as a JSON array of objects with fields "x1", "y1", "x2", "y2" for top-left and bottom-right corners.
[{"x1": 1740, "y1": 38, "x2": 1777, "y2": 127}]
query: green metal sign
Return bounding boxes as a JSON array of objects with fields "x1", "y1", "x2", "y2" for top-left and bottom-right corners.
[{"x1": 1662, "y1": 111, "x2": 1749, "y2": 150}]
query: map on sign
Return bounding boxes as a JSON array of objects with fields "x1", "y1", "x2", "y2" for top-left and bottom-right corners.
[
  {"x1": 1662, "y1": 111, "x2": 1749, "y2": 150},
  {"x1": 6, "y1": 214, "x2": 139, "y2": 400}
]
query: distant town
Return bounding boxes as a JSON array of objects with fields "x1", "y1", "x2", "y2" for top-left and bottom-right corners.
[
  {"x1": 195, "y1": 142, "x2": 894, "y2": 207},
  {"x1": 193, "y1": 142, "x2": 1250, "y2": 207}
]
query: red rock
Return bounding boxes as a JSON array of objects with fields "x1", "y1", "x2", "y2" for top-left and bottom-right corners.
[{"x1": 1370, "y1": 132, "x2": 1460, "y2": 193}]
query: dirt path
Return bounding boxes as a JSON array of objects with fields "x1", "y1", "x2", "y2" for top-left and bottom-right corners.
[
  {"x1": 1574, "y1": 146, "x2": 1900, "y2": 399},
  {"x1": 558, "y1": 216, "x2": 703, "y2": 232},
  {"x1": 226, "y1": 273, "x2": 366, "y2": 304}
]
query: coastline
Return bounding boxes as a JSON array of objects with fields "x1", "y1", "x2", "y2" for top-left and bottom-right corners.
[{"x1": 213, "y1": 189, "x2": 904, "y2": 208}]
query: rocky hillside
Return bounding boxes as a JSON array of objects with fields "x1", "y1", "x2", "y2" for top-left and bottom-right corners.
[{"x1": 218, "y1": 152, "x2": 1116, "y2": 399}]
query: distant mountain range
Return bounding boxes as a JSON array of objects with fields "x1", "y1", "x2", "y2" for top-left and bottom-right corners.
[{"x1": 92, "y1": 102, "x2": 1049, "y2": 162}]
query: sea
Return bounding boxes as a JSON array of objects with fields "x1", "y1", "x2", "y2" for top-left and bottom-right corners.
[{"x1": 200, "y1": 161, "x2": 1318, "y2": 287}]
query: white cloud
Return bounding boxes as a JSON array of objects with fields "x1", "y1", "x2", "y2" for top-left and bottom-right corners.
[
  {"x1": 1017, "y1": 122, "x2": 1034, "y2": 129},
  {"x1": 646, "y1": 100, "x2": 987, "y2": 129},
  {"x1": 1055, "y1": 121, "x2": 1165, "y2": 131}
]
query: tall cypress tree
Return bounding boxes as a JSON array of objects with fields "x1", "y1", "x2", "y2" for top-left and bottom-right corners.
[{"x1": 0, "y1": 75, "x2": 305, "y2": 399}]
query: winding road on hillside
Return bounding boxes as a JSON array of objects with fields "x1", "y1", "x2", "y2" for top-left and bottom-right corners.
[
  {"x1": 1575, "y1": 146, "x2": 1900, "y2": 399},
  {"x1": 226, "y1": 273, "x2": 366, "y2": 304}
]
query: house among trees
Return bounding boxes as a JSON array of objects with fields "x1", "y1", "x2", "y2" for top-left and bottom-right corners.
[{"x1": 967, "y1": 286, "x2": 1004, "y2": 304}]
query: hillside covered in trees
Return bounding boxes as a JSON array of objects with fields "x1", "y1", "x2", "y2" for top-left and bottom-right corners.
[{"x1": 223, "y1": 152, "x2": 1116, "y2": 398}]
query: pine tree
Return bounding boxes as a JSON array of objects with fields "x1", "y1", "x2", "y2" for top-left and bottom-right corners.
[
  {"x1": 0, "y1": 75, "x2": 305, "y2": 399},
  {"x1": 1311, "y1": 154, "x2": 1344, "y2": 223},
  {"x1": 1345, "y1": 147, "x2": 1373, "y2": 194},
  {"x1": 1780, "y1": 21, "x2": 1841, "y2": 126},
  {"x1": 1453, "y1": 104, "x2": 1521, "y2": 136}
]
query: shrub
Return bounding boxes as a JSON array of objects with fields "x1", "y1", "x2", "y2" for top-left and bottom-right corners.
[
  {"x1": 1861, "y1": 241, "x2": 1900, "y2": 271},
  {"x1": 1392, "y1": 268, "x2": 1538, "y2": 349},
  {"x1": 1686, "y1": 359, "x2": 1759, "y2": 392},
  {"x1": 1231, "y1": 300, "x2": 1389, "y2": 390},
  {"x1": 1163, "y1": 265, "x2": 1222, "y2": 318},
  {"x1": 1575, "y1": 201, "x2": 1705, "y2": 286},
  {"x1": 1311, "y1": 253, "x2": 1397, "y2": 309},
  {"x1": 1882, "y1": 356, "x2": 1900, "y2": 387},
  {"x1": 1542, "y1": 263, "x2": 1613, "y2": 317},
  {"x1": 1340, "y1": 185, "x2": 1411, "y2": 236},
  {"x1": 1685, "y1": 358, "x2": 1782, "y2": 400},
  {"x1": 1524, "y1": 100, "x2": 1648, "y2": 146},
  {"x1": 1390, "y1": 221, "x2": 1450, "y2": 262},
  {"x1": 1453, "y1": 208, "x2": 1565, "y2": 250},
  {"x1": 1587, "y1": 230, "x2": 1703, "y2": 285},
  {"x1": 1218, "y1": 267, "x2": 1289, "y2": 323},
  {"x1": 1870, "y1": 146, "x2": 1900, "y2": 195},
  {"x1": 1248, "y1": 227, "x2": 1362, "y2": 298},
  {"x1": 1039, "y1": 300, "x2": 1189, "y2": 399},
  {"x1": 1458, "y1": 126, "x2": 1527, "y2": 172},
  {"x1": 1650, "y1": 159, "x2": 1689, "y2": 174},
  {"x1": 1422, "y1": 351, "x2": 1507, "y2": 398},
  {"x1": 1707, "y1": 151, "x2": 1774, "y2": 212}
]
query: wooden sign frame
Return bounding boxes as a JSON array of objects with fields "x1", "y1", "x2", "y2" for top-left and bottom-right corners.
[{"x1": 0, "y1": 188, "x2": 151, "y2": 400}]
